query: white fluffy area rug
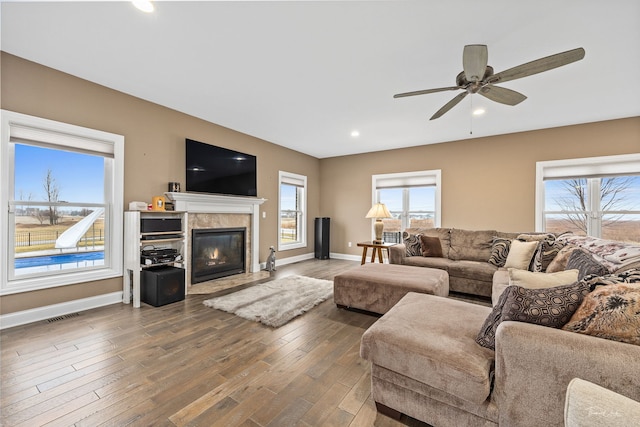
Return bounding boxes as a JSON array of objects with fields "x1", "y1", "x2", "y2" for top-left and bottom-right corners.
[{"x1": 203, "y1": 275, "x2": 333, "y2": 327}]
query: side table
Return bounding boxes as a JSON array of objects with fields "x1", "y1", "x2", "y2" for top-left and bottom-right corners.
[{"x1": 357, "y1": 241, "x2": 395, "y2": 265}]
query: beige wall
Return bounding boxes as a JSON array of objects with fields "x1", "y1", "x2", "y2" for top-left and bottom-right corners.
[
  {"x1": 0, "y1": 52, "x2": 320, "y2": 314},
  {"x1": 320, "y1": 118, "x2": 640, "y2": 257}
]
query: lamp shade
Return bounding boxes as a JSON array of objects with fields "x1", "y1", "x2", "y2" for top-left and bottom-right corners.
[{"x1": 365, "y1": 203, "x2": 391, "y2": 219}]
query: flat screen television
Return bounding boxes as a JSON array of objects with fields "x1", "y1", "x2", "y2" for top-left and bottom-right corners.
[{"x1": 185, "y1": 138, "x2": 257, "y2": 197}]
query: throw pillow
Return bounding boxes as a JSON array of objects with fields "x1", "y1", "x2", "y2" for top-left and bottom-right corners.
[
  {"x1": 581, "y1": 268, "x2": 640, "y2": 291},
  {"x1": 419, "y1": 235, "x2": 443, "y2": 257},
  {"x1": 566, "y1": 249, "x2": 609, "y2": 281},
  {"x1": 404, "y1": 233, "x2": 422, "y2": 257},
  {"x1": 503, "y1": 240, "x2": 539, "y2": 270},
  {"x1": 508, "y1": 268, "x2": 579, "y2": 289},
  {"x1": 546, "y1": 245, "x2": 579, "y2": 273},
  {"x1": 476, "y1": 281, "x2": 590, "y2": 350},
  {"x1": 488, "y1": 237, "x2": 512, "y2": 267},
  {"x1": 562, "y1": 283, "x2": 640, "y2": 346},
  {"x1": 535, "y1": 238, "x2": 567, "y2": 272}
]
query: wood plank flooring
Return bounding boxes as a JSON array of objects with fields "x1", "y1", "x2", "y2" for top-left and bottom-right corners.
[{"x1": 1, "y1": 259, "x2": 430, "y2": 427}]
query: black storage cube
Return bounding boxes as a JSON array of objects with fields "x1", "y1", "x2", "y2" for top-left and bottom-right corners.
[
  {"x1": 141, "y1": 266, "x2": 185, "y2": 307},
  {"x1": 314, "y1": 217, "x2": 330, "y2": 259}
]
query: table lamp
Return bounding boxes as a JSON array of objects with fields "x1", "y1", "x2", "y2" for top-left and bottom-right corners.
[{"x1": 366, "y1": 203, "x2": 392, "y2": 243}]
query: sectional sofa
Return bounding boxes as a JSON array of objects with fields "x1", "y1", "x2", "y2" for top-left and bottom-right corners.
[{"x1": 360, "y1": 231, "x2": 640, "y2": 426}]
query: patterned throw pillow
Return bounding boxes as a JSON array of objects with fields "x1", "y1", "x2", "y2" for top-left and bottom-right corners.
[
  {"x1": 581, "y1": 268, "x2": 640, "y2": 291},
  {"x1": 419, "y1": 235, "x2": 443, "y2": 257},
  {"x1": 476, "y1": 281, "x2": 589, "y2": 350},
  {"x1": 562, "y1": 283, "x2": 640, "y2": 346},
  {"x1": 403, "y1": 233, "x2": 423, "y2": 257},
  {"x1": 488, "y1": 237, "x2": 511, "y2": 267},
  {"x1": 566, "y1": 249, "x2": 609, "y2": 281},
  {"x1": 535, "y1": 238, "x2": 567, "y2": 272}
]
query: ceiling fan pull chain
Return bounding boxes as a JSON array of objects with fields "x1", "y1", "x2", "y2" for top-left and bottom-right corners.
[{"x1": 469, "y1": 95, "x2": 473, "y2": 135}]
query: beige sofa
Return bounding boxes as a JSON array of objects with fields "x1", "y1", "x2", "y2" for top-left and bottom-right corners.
[
  {"x1": 389, "y1": 228, "x2": 524, "y2": 297},
  {"x1": 360, "y1": 291, "x2": 640, "y2": 427},
  {"x1": 362, "y1": 232, "x2": 640, "y2": 426}
]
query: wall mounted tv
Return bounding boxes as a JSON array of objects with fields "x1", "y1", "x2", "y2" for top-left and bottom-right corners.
[{"x1": 185, "y1": 138, "x2": 257, "y2": 197}]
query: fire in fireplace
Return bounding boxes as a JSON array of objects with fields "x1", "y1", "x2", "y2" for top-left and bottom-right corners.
[{"x1": 191, "y1": 227, "x2": 246, "y2": 283}]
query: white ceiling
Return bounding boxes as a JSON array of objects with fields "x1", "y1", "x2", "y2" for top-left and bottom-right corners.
[{"x1": 2, "y1": 1, "x2": 639, "y2": 158}]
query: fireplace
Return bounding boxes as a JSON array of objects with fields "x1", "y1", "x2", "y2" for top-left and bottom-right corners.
[{"x1": 191, "y1": 227, "x2": 246, "y2": 284}]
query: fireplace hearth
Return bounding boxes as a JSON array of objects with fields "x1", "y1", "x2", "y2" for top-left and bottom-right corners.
[{"x1": 192, "y1": 227, "x2": 246, "y2": 284}]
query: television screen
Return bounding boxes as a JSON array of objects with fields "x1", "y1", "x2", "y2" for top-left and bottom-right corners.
[{"x1": 185, "y1": 139, "x2": 257, "y2": 197}]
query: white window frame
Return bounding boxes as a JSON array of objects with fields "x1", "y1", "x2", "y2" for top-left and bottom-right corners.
[
  {"x1": 535, "y1": 153, "x2": 640, "y2": 234},
  {"x1": 372, "y1": 170, "x2": 442, "y2": 236},
  {"x1": 278, "y1": 171, "x2": 307, "y2": 251},
  {"x1": 1, "y1": 110, "x2": 124, "y2": 295}
]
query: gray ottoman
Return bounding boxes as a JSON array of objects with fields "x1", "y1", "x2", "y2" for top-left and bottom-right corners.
[{"x1": 334, "y1": 263, "x2": 449, "y2": 314}]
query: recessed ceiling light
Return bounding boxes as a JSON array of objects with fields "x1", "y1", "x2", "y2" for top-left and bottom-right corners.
[
  {"x1": 472, "y1": 108, "x2": 486, "y2": 116},
  {"x1": 133, "y1": 1, "x2": 154, "y2": 13},
  {"x1": 351, "y1": 130, "x2": 360, "y2": 137}
]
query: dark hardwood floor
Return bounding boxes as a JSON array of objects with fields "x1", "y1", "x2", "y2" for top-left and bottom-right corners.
[{"x1": 1, "y1": 259, "x2": 431, "y2": 427}]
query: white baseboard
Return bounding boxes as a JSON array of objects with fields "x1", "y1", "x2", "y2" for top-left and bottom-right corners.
[
  {"x1": 0, "y1": 291, "x2": 123, "y2": 330},
  {"x1": 329, "y1": 252, "x2": 361, "y2": 262},
  {"x1": 257, "y1": 252, "x2": 361, "y2": 270}
]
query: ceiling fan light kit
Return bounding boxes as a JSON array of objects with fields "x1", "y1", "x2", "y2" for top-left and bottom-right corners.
[{"x1": 394, "y1": 45, "x2": 585, "y2": 120}]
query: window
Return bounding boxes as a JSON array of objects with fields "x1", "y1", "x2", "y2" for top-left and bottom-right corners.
[
  {"x1": 536, "y1": 154, "x2": 640, "y2": 243},
  {"x1": 1, "y1": 110, "x2": 124, "y2": 294},
  {"x1": 373, "y1": 170, "x2": 441, "y2": 241},
  {"x1": 278, "y1": 171, "x2": 307, "y2": 250}
]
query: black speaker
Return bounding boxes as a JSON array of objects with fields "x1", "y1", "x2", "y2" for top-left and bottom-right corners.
[
  {"x1": 315, "y1": 217, "x2": 330, "y2": 260},
  {"x1": 141, "y1": 266, "x2": 185, "y2": 307}
]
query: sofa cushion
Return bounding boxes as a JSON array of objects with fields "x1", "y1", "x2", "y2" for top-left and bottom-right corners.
[
  {"x1": 420, "y1": 235, "x2": 444, "y2": 257},
  {"x1": 361, "y1": 293, "x2": 495, "y2": 405},
  {"x1": 448, "y1": 260, "x2": 498, "y2": 282},
  {"x1": 488, "y1": 237, "x2": 511, "y2": 267},
  {"x1": 402, "y1": 255, "x2": 455, "y2": 271},
  {"x1": 449, "y1": 229, "x2": 496, "y2": 262},
  {"x1": 562, "y1": 282, "x2": 640, "y2": 345},
  {"x1": 503, "y1": 240, "x2": 538, "y2": 270},
  {"x1": 476, "y1": 281, "x2": 590, "y2": 350},
  {"x1": 566, "y1": 249, "x2": 609, "y2": 280}
]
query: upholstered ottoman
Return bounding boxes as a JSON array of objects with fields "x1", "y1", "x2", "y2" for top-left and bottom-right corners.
[
  {"x1": 360, "y1": 292, "x2": 497, "y2": 426},
  {"x1": 333, "y1": 263, "x2": 448, "y2": 314}
]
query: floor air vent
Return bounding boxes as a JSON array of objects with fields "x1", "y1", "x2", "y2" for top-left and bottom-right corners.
[{"x1": 46, "y1": 312, "x2": 80, "y2": 323}]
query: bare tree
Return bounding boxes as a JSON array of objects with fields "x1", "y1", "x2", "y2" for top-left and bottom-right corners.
[
  {"x1": 43, "y1": 169, "x2": 60, "y2": 225},
  {"x1": 554, "y1": 177, "x2": 634, "y2": 234}
]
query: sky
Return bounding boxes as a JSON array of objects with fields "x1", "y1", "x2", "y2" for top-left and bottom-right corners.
[
  {"x1": 544, "y1": 177, "x2": 640, "y2": 211},
  {"x1": 14, "y1": 144, "x2": 105, "y2": 205},
  {"x1": 379, "y1": 187, "x2": 435, "y2": 214}
]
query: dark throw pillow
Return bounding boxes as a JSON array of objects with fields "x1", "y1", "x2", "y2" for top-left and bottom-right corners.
[
  {"x1": 562, "y1": 283, "x2": 640, "y2": 346},
  {"x1": 566, "y1": 249, "x2": 609, "y2": 281},
  {"x1": 419, "y1": 235, "x2": 443, "y2": 257},
  {"x1": 488, "y1": 237, "x2": 511, "y2": 267},
  {"x1": 476, "y1": 281, "x2": 590, "y2": 350},
  {"x1": 403, "y1": 233, "x2": 422, "y2": 257}
]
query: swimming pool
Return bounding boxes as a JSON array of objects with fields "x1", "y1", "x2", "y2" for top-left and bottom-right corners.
[{"x1": 15, "y1": 251, "x2": 105, "y2": 269}]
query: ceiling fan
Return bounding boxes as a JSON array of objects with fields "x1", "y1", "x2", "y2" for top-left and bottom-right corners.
[{"x1": 394, "y1": 45, "x2": 585, "y2": 120}]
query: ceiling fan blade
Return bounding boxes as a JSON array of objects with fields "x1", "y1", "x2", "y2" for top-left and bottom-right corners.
[
  {"x1": 394, "y1": 86, "x2": 460, "y2": 98},
  {"x1": 463, "y1": 44, "x2": 488, "y2": 82},
  {"x1": 488, "y1": 47, "x2": 585, "y2": 84},
  {"x1": 430, "y1": 92, "x2": 468, "y2": 120},
  {"x1": 479, "y1": 85, "x2": 527, "y2": 106}
]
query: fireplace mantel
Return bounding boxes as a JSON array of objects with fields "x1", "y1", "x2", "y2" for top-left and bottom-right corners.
[
  {"x1": 165, "y1": 192, "x2": 266, "y2": 274},
  {"x1": 165, "y1": 192, "x2": 266, "y2": 214}
]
